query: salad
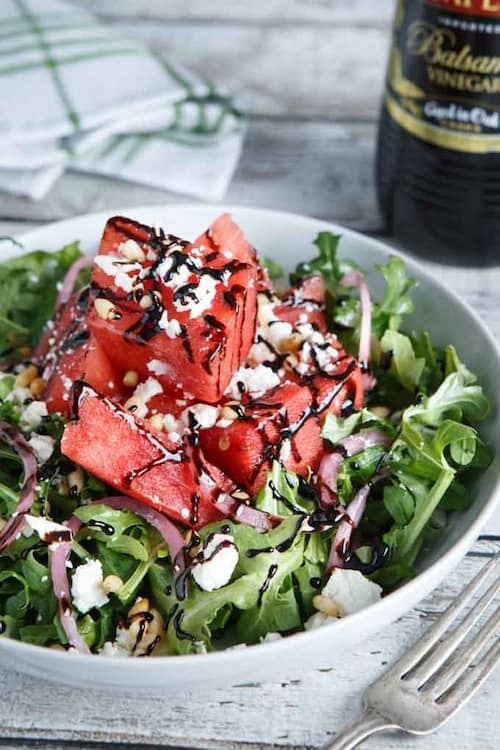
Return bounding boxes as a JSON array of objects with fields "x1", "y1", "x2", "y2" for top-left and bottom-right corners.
[{"x1": 0, "y1": 214, "x2": 491, "y2": 657}]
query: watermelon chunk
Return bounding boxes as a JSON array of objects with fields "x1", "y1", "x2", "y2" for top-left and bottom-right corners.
[
  {"x1": 61, "y1": 382, "x2": 227, "y2": 528},
  {"x1": 198, "y1": 351, "x2": 361, "y2": 494},
  {"x1": 275, "y1": 275, "x2": 328, "y2": 332},
  {"x1": 37, "y1": 287, "x2": 124, "y2": 413},
  {"x1": 87, "y1": 215, "x2": 258, "y2": 402}
]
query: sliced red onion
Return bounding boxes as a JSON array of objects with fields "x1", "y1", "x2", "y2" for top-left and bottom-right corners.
[
  {"x1": 50, "y1": 516, "x2": 90, "y2": 654},
  {"x1": 340, "y1": 429, "x2": 391, "y2": 456},
  {"x1": 56, "y1": 255, "x2": 93, "y2": 309},
  {"x1": 327, "y1": 484, "x2": 371, "y2": 570},
  {"x1": 215, "y1": 493, "x2": 280, "y2": 530},
  {"x1": 0, "y1": 422, "x2": 38, "y2": 551},
  {"x1": 327, "y1": 472, "x2": 389, "y2": 571},
  {"x1": 340, "y1": 270, "x2": 372, "y2": 372},
  {"x1": 89, "y1": 496, "x2": 186, "y2": 569},
  {"x1": 318, "y1": 451, "x2": 343, "y2": 506}
]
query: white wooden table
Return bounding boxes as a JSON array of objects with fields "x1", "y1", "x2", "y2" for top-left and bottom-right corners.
[{"x1": 0, "y1": 3, "x2": 498, "y2": 749}]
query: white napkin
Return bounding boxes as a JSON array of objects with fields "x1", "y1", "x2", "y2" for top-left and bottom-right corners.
[{"x1": 0, "y1": 0, "x2": 245, "y2": 200}]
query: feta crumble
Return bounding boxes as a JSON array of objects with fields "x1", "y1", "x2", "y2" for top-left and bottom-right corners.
[
  {"x1": 158, "y1": 311, "x2": 182, "y2": 339},
  {"x1": 226, "y1": 364, "x2": 280, "y2": 400},
  {"x1": 191, "y1": 533, "x2": 239, "y2": 592},
  {"x1": 147, "y1": 359, "x2": 169, "y2": 375},
  {"x1": 23, "y1": 514, "x2": 71, "y2": 544},
  {"x1": 305, "y1": 569, "x2": 382, "y2": 630},
  {"x1": 28, "y1": 434, "x2": 55, "y2": 464},
  {"x1": 94, "y1": 255, "x2": 139, "y2": 293},
  {"x1": 19, "y1": 400, "x2": 48, "y2": 431},
  {"x1": 182, "y1": 403, "x2": 219, "y2": 430},
  {"x1": 133, "y1": 377, "x2": 163, "y2": 403},
  {"x1": 71, "y1": 559, "x2": 109, "y2": 614}
]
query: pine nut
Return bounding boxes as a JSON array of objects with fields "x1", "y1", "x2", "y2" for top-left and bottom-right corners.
[
  {"x1": 94, "y1": 298, "x2": 118, "y2": 320},
  {"x1": 124, "y1": 396, "x2": 147, "y2": 419},
  {"x1": 30, "y1": 376, "x2": 46, "y2": 398},
  {"x1": 220, "y1": 405, "x2": 238, "y2": 421},
  {"x1": 122, "y1": 370, "x2": 139, "y2": 388},
  {"x1": 129, "y1": 597, "x2": 150, "y2": 618},
  {"x1": 119, "y1": 239, "x2": 145, "y2": 262},
  {"x1": 281, "y1": 333, "x2": 303, "y2": 354},
  {"x1": 15, "y1": 364, "x2": 38, "y2": 388},
  {"x1": 312, "y1": 594, "x2": 341, "y2": 618},
  {"x1": 139, "y1": 294, "x2": 153, "y2": 310},
  {"x1": 67, "y1": 467, "x2": 84, "y2": 495},
  {"x1": 102, "y1": 574, "x2": 123, "y2": 594},
  {"x1": 218, "y1": 435, "x2": 231, "y2": 451},
  {"x1": 18, "y1": 346, "x2": 33, "y2": 358},
  {"x1": 149, "y1": 413, "x2": 165, "y2": 431}
]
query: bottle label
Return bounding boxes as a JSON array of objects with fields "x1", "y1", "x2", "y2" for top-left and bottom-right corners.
[{"x1": 385, "y1": 0, "x2": 500, "y2": 152}]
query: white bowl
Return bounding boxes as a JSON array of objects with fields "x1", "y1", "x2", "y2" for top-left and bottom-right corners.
[{"x1": 0, "y1": 204, "x2": 498, "y2": 691}]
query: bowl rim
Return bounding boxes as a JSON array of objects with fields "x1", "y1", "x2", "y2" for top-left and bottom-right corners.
[{"x1": 1, "y1": 201, "x2": 499, "y2": 670}]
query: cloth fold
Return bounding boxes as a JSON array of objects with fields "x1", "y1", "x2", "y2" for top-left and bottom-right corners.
[{"x1": 0, "y1": 0, "x2": 245, "y2": 200}]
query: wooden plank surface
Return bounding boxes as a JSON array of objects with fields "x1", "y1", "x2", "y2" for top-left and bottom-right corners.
[
  {"x1": 77, "y1": 0, "x2": 395, "y2": 24},
  {"x1": 1, "y1": 1, "x2": 499, "y2": 748}
]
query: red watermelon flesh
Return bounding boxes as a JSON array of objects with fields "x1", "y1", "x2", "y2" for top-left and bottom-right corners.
[
  {"x1": 61, "y1": 382, "x2": 227, "y2": 528},
  {"x1": 88, "y1": 215, "x2": 258, "y2": 402},
  {"x1": 275, "y1": 275, "x2": 328, "y2": 332},
  {"x1": 37, "y1": 287, "x2": 124, "y2": 414}
]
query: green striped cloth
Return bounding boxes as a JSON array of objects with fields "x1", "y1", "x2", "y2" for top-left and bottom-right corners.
[{"x1": 0, "y1": 0, "x2": 245, "y2": 200}]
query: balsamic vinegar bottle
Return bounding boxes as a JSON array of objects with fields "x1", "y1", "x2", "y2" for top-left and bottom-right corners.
[{"x1": 376, "y1": 0, "x2": 500, "y2": 264}]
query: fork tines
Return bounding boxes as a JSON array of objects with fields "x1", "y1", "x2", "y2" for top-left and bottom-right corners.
[{"x1": 399, "y1": 555, "x2": 500, "y2": 709}]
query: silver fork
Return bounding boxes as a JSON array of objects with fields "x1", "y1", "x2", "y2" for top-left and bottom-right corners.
[{"x1": 325, "y1": 554, "x2": 500, "y2": 749}]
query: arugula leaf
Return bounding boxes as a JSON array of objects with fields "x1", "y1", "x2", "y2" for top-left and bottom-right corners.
[
  {"x1": 380, "y1": 330, "x2": 425, "y2": 392},
  {"x1": 255, "y1": 461, "x2": 317, "y2": 516},
  {"x1": 0, "y1": 241, "x2": 85, "y2": 359},
  {"x1": 151, "y1": 516, "x2": 308, "y2": 653},
  {"x1": 261, "y1": 257, "x2": 284, "y2": 281},
  {"x1": 290, "y1": 232, "x2": 344, "y2": 286},
  {"x1": 322, "y1": 408, "x2": 396, "y2": 445},
  {"x1": 371, "y1": 257, "x2": 417, "y2": 337}
]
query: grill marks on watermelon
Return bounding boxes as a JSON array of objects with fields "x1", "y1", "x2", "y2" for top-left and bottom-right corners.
[
  {"x1": 61, "y1": 382, "x2": 226, "y2": 529},
  {"x1": 88, "y1": 215, "x2": 258, "y2": 402}
]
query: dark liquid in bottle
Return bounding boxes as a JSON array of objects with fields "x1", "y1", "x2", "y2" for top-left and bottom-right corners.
[{"x1": 376, "y1": 0, "x2": 500, "y2": 266}]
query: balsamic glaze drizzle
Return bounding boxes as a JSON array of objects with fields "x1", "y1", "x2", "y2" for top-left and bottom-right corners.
[{"x1": 88, "y1": 519, "x2": 115, "y2": 536}]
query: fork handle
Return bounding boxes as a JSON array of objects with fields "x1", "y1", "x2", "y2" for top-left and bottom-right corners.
[{"x1": 323, "y1": 707, "x2": 395, "y2": 749}]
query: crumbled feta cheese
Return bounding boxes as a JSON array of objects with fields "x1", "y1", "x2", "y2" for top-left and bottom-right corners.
[
  {"x1": 133, "y1": 377, "x2": 163, "y2": 404},
  {"x1": 279, "y1": 439, "x2": 291, "y2": 462},
  {"x1": 260, "y1": 632, "x2": 283, "y2": 643},
  {"x1": 191, "y1": 533, "x2": 239, "y2": 592},
  {"x1": 147, "y1": 359, "x2": 169, "y2": 375},
  {"x1": 94, "y1": 255, "x2": 139, "y2": 293},
  {"x1": 226, "y1": 365, "x2": 280, "y2": 400},
  {"x1": 248, "y1": 340, "x2": 275, "y2": 366},
  {"x1": 266, "y1": 320, "x2": 293, "y2": 351},
  {"x1": 28, "y1": 434, "x2": 54, "y2": 464},
  {"x1": 158, "y1": 311, "x2": 182, "y2": 339},
  {"x1": 304, "y1": 569, "x2": 382, "y2": 630},
  {"x1": 174, "y1": 273, "x2": 220, "y2": 319},
  {"x1": 23, "y1": 514, "x2": 71, "y2": 543},
  {"x1": 71, "y1": 559, "x2": 109, "y2": 613},
  {"x1": 20, "y1": 400, "x2": 48, "y2": 430},
  {"x1": 183, "y1": 403, "x2": 219, "y2": 430},
  {"x1": 99, "y1": 640, "x2": 129, "y2": 658}
]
